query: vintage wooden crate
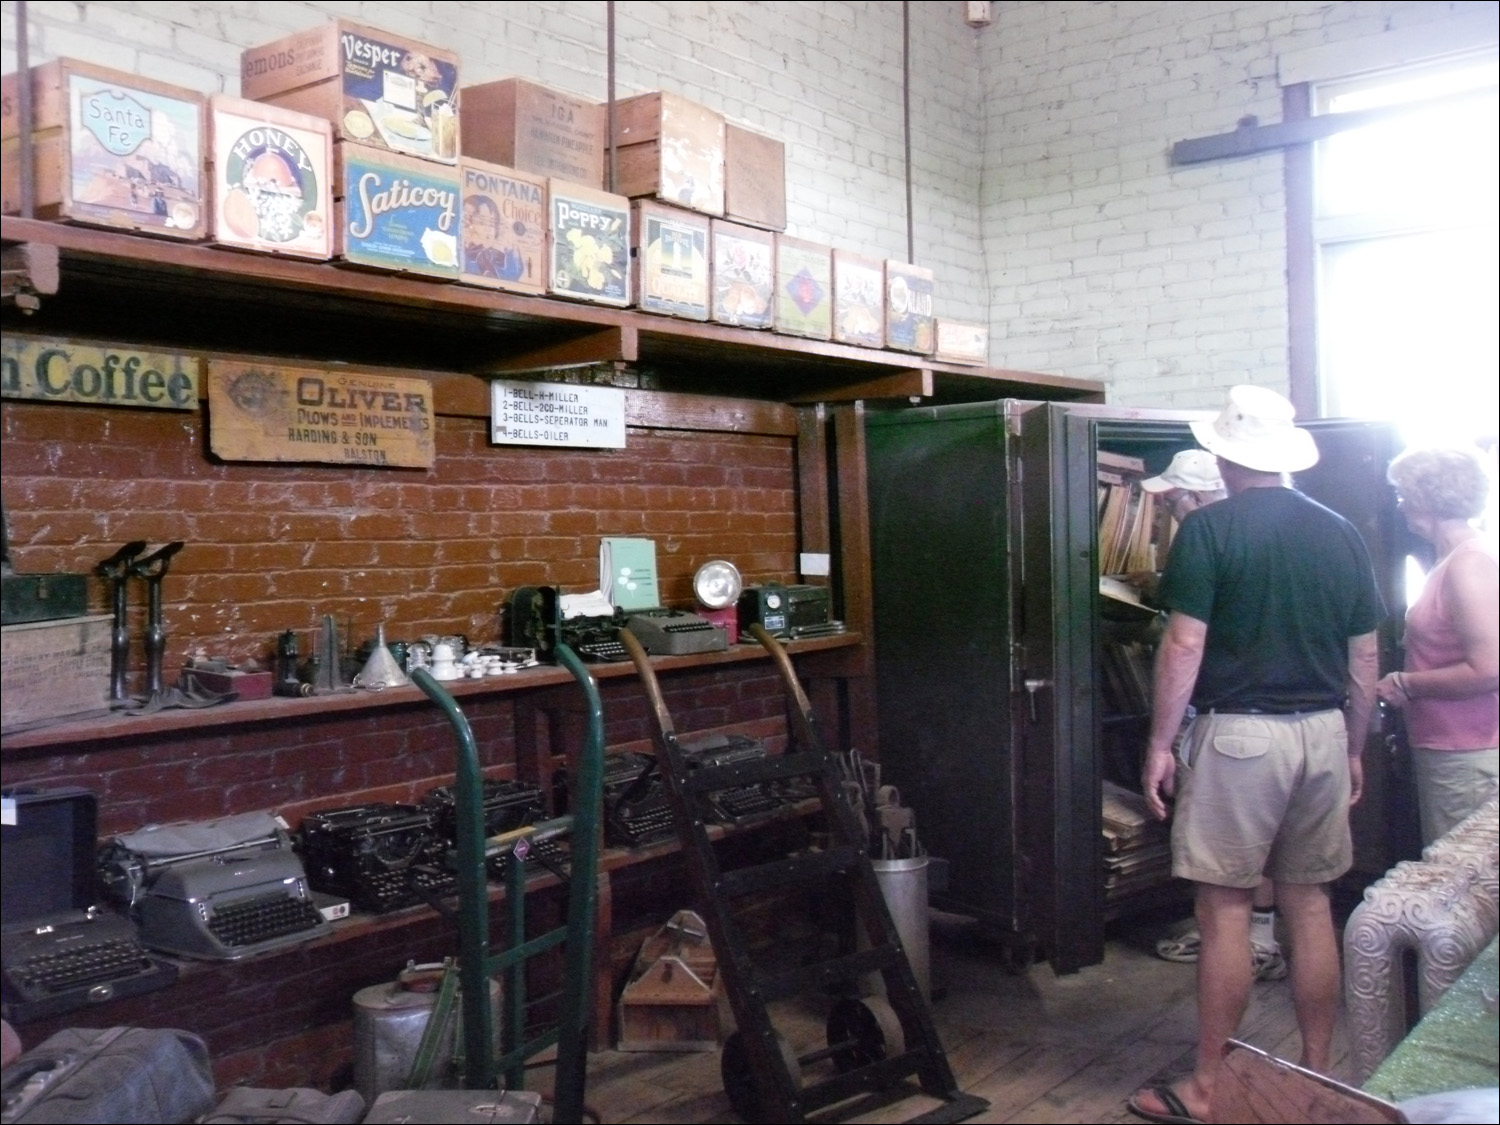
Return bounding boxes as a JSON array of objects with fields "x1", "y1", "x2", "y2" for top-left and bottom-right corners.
[
  {"x1": 775, "y1": 236, "x2": 832, "y2": 340},
  {"x1": 242, "y1": 20, "x2": 459, "y2": 165},
  {"x1": 710, "y1": 219, "x2": 774, "y2": 329},
  {"x1": 632, "y1": 200, "x2": 710, "y2": 320},
  {"x1": 0, "y1": 614, "x2": 112, "y2": 732},
  {"x1": 934, "y1": 318, "x2": 989, "y2": 366},
  {"x1": 884, "y1": 260, "x2": 936, "y2": 354},
  {"x1": 208, "y1": 94, "x2": 332, "y2": 259},
  {"x1": 461, "y1": 78, "x2": 603, "y2": 189},
  {"x1": 723, "y1": 123, "x2": 785, "y2": 231},
  {"x1": 334, "y1": 143, "x2": 459, "y2": 279},
  {"x1": 832, "y1": 250, "x2": 885, "y2": 348},
  {"x1": 458, "y1": 157, "x2": 547, "y2": 295},
  {"x1": 1, "y1": 58, "x2": 206, "y2": 239},
  {"x1": 611, "y1": 91, "x2": 724, "y2": 217},
  {"x1": 548, "y1": 179, "x2": 631, "y2": 307}
]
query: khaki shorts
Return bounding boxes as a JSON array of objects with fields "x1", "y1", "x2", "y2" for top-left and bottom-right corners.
[{"x1": 1171, "y1": 709, "x2": 1352, "y2": 888}]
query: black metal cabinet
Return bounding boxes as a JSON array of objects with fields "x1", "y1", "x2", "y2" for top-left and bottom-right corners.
[{"x1": 866, "y1": 399, "x2": 1414, "y2": 975}]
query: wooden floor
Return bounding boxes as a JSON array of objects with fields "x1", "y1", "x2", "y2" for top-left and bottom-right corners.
[{"x1": 529, "y1": 908, "x2": 1354, "y2": 1124}]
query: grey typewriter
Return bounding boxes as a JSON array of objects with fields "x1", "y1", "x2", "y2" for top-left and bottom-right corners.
[{"x1": 98, "y1": 811, "x2": 330, "y2": 960}]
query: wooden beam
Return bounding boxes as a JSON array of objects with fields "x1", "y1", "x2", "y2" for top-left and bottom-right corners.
[
  {"x1": 793, "y1": 368, "x2": 932, "y2": 403},
  {"x1": 0, "y1": 242, "x2": 59, "y2": 312},
  {"x1": 478, "y1": 326, "x2": 638, "y2": 373}
]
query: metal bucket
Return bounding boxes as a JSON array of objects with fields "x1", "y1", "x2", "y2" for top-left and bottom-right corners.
[
  {"x1": 871, "y1": 855, "x2": 931, "y2": 1002},
  {"x1": 352, "y1": 966, "x2": 500, "y2": 1106}
]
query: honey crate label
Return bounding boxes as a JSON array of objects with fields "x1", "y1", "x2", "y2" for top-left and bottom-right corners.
[
  {"x1": 549, "y1": 188, "x2": 629, "y2": 306},
  {"x1": 213, "y1": 107, "x2": 331, "y2": 257},
  {"x1": 66, "y1": 73, "x2": 203, "y2": 232},
  {"x1": 638, "y1": 209, "x2": 708, "y2": 319},
  {"x1": 885, "y1": 262, "x2": 935, "y2": 353},
  {"x1": 340, "y1": 150, "x2": 459, "y2": 278},
  {"x1": 2, "y1": 335, "x2": 200, "y2": 410},
  {"x1": 339, "y1": 29, "x2": 458, "y2": 162},
  {"x1": 208, "y1": 360, "x2": 435, "y2": 468},
  {"x1": 712, "y1": 225, "x2": 774, "y2": 328},
  {"x1": 460, "y1": 162, "x2": 546, "y2": 292}
]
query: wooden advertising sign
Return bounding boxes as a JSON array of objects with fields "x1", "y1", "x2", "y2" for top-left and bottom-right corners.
[
  {"x1": 208, "y1": 360, "x2": 434, "y2": 468},
  {"x1": 2, "y1": 335, "x2": 200, "y2": 410}
]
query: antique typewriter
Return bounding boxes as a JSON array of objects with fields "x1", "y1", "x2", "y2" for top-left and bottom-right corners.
[
  {"x1": 295, "y1": 803, "x2": 455, "y2": 915},
  {"x1": 625, "y1": 608, "x2": 728, "y2": 655},
  {"x1": 2, "y1": 788, "x2": 177, "y2": 1024},
  {"x1": 420, "y1": 779, "x2": 546, "y2": 879},
  {"x1": 98, "y1": 811, "x2": 329, "y2": 961},
  {"x1": 597, "y1": 752, "x2": 676, "y2": 849},
  {"x1": 682, "y1": 733, "x2": 796, "y2": 826}
]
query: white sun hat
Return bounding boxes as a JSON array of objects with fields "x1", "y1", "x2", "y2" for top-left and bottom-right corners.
[
  {"x1": 1140, "y1": 449, "x2": 1225, "y2": 494},
  {"x1": 1189, "y1": 384, "x2": 1320, "y2": 473}
]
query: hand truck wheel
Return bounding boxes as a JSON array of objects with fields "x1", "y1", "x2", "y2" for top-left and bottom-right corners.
[{"x1": 825, "y1": 995, "x2": 905, "y2": 1074}]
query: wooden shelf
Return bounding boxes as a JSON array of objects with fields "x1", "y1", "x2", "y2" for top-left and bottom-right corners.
[
  {"x1": 0, "y1": 633, "x2": 863, "y2": 754},
  {"x1": 1, "y1": 216, "x2": 1103, "y2": 407}
]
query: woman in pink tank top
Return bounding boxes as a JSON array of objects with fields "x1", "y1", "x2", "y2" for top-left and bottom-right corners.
[{"x1": 1376, "y1": 446, "x2": 1499, "y2": 844}]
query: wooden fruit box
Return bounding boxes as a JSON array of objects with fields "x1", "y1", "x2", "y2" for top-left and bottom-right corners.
[
  {"x1": 461, "y1": 77, "x2": 603, "y2": 189},
  {"x1": 724, "y1": 122, "x2": 785, "y2": 231},
  {"x1": 1, "y1": 58, "x2": 206, "y2": 239},
  {"x1": 775, "y1": 236, "x2": 832, "y2": 340},
  {"x1": 242, "y1": 19, "x2": 459, "y2": 165},
  {"x1": 611, "y1": 91, "x2": 724, "y2": 217},
  {"x1": 832, "y1": 250, "x2": 885, "y2": 348},
  {"x1": 934, "y1": 318, "x2": 989, "y2": 366},
  {"x1": 333, "y1": 142, "x2": 459, "y2": 279},
  {"x1": 1, "y1": 614, "x2": 112, "y2": 732},
  {"x1": 208, "y1": 94, "x2": 333, "y2": 260},
  {"x1": 884, "y1": 260, "x2": 936, "y2": 354},
  {"x1": 632, "y1": 200, "x2": 710, "y2": 320},
  {"x1": 458, "y1": 157, "x2": 548, "y2": 295},
  {"x1": 548, "y1": 179, "x2": 631, "y2": 307},
  {"x1": 710, "y1": 219, "x2": 775, "y2": 329}
]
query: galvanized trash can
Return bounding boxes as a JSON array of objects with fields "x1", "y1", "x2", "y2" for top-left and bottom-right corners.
[{"x1": 871, "y1": 855, "x2": 931, "y2": 1002}]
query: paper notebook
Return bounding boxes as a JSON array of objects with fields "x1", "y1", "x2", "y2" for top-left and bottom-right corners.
[{"x1": 600, "y1": 538, "x2": 660, "y2": 611}]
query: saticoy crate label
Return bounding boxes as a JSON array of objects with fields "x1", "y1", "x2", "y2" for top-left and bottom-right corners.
[
  {"x1": 67, "y1": 73, "x2": 203, "y2": 232},
  {"x1": 341, "y1": 150, "x2": 458, "y2": 277}
]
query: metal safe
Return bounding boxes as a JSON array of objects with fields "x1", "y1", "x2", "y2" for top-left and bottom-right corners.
[{"x1": 865, "y1": 399, "x2": 1414, "y2": 975}]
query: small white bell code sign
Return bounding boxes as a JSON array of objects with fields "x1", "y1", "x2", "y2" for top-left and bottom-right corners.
[{"x1": 490, "y1": 380, "x2": 627, "y2": 449}]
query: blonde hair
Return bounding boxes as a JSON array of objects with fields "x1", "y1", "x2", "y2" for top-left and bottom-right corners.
[{"x1": 1386, "y1": 446, "x2": 1491, "y2": 520}]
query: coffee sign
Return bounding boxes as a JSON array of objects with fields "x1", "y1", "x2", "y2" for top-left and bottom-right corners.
[
  {"x1": 208, "y1": 360, "x2": 435, "y2": 468},
  {"x1": 1, "y1": 335, "x2": 200, "y2": 410}
]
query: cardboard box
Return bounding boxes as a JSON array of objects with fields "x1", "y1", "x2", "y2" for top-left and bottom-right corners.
[
  {"x1": 723, "y1": 123, "x2": 785, "y2": 231},
  {"x1": 241, "y1": 20, "x2": 459, "y2": 164},
  {"x1": 548, "y1": 179, "x2": 631, "y2": 307},
  {"x1": 461, "y1": 78, "x2": 603, "y2": 189},
  {"x1": 884, "y1": 260, "x2": 935, "y2": 354},
  {"x1": 612, "y1": 91, "x2": 724, "y2": 216},
  {"x1": 208, "y1": 94, "x2": 333, "y2": 259},
  {"x1": 934, "y1": 318, "x2": 989, "y2": 366},
  {"x1": 711, "y1": 220, "x2": 775, "y2": 329},
  {"x1": 1, "y1": 58, "x2": 206, "y2": 239},
  {"x1": 632, "y1": 200, "x2": 710, "y2": 320},
  {"x1": 832, "y1": 250, "x2": 885, "y2": 348},
  {"x1": 1, "y1": 614, "x2": 112, "y2": 731},
  {"x1": 458, "y1": 157, "x2": 548, "y2": 295},
  {"x1": 775, "y1": 236, "x2": 832, "y2": 340},
  {"x1": 334, "y1": 143, "x2": 459, "y2": 279}
]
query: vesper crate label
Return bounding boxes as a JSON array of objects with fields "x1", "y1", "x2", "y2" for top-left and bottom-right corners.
[
  {"x1": 208, "y1": 360, "x2": 435, "y2": 468},
  {"x1": 2, "y1": 335, "x2": 200, "y2": 410}
]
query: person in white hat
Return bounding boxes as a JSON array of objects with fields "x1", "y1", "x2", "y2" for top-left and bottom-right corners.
[
  {"x1": 1141, "y1": 448, "x2": 1227, "y2": 522},
  {"x1": 1130, "y1": 385, "x2": 1383, "y2": 1125}
]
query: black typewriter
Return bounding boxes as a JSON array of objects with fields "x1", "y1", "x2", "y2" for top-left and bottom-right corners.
[
  {"x1": 420, "y1": 779, "x2": 546, "y2": 879},
  {"x1": 682, "y1": 733, "x2": 796, "y2": 826},
  {"x1": 600, "y1": 752, "x2": 677, "y2": 849},
  {"x1": 295, "y1": 804, "x2": 455, "y2": 914}
]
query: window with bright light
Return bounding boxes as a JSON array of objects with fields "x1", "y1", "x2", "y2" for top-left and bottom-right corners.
[{"x1": 1313, "y1": 52, "x2": 1499, "y2": 454}]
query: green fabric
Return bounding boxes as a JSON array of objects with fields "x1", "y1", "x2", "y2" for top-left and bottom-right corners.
[{"x1": 1364, "y1": 936, "x2": 1500, "y2": 1103}]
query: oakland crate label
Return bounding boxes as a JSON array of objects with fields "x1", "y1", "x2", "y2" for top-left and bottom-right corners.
[
  {"x1": 208, "y1": 360, "x2": 435, "y2": 468},
  {"x1": 490, "y1": 380, "x2": 625, "y2": 449},
  {"x1": 2, "y1": 335, "x2": 200, "y2": 410}
]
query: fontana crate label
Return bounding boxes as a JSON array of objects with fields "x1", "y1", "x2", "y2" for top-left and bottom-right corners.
[
  {"x1": 211, "y1": 98, "x2": 332, "y2": 258},
  {"x1": 833, "y1": 251, "x2": 885, "y2": 347},
  {"x1": 459, "y1": 159, "x2": 546, "y2": 294},
  {"x1": 339, "y1": 147, "x2": 459, "y2": 278},
  {"x1": 775, "y1": 238, "x2": 832, "y2": 340},
  {"x1": 885, "y1": 260, "x2": 935, "y2": 354},
  {"x1": 64, "y1": 72, "x2": 203, "y2": 234},
  {"x1": 635, "y1": 203, "x2": 709, "y2": 319},
  {"x1": 549, "y1": 182, "x2": 630, "y2": 306},
  {"x1": 711, "y1": 220, "x2": 774, "y2": 328}
]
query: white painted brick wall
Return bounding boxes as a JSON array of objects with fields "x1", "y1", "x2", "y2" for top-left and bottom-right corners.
[
  {"x1": 1, "y1": 0, "x2": 989, "y2": 324},
  {"x1": 979, "y1": 0, "x2": 1495, "y2": 408}
]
